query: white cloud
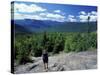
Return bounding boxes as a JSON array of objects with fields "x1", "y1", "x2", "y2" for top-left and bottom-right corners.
[
  {"x1": 79, "y1": 11, "x2": 86, "y2": 15},
  {"x1": 25, "y1": 15, "x2": 42, "y2": 20},
  {"x1": 14, "y1": 13, "x2": 24, "y2": 19},
  {"x1": 68, "y1": 15, "x2": 75, "y2": 18},
  {"x1": 39, "y1": 13, "x2": 46, "y2": 16},
  {"x1": 78, "y1": 11, "x2": 97, "y2": 22},
  {"x1": 14, "y1": 12, "x2": 66, "y2": 22},
  {"x1": 13, "y1": 2, "x2": 66, "y2": 22},
  {"x1": 39, "y1": 13, "x2": 66, "y2": 22},
  {"x1": 47, "y1": 13, "x2": 65, "y2": 19},
  {"x1": 90, "y1": 15, "x2": 97, "y2": 22},
  {"x1": 91, "y1": 11, "x2": 97, "y2": 15},
  {"x1": 54, "y1": 10, "x2": 61, "y2": 13},
  {"x1": 14, "y1": 13, "x2": 46, "y2": 20},
  {"x1": 46, "y1": 13, "x2": 66, "y2": 22},
  {"x1": 78, "y1": 15, "x2": 88, "y2": 22},
  {"x1": 14, "y1": 3, "x2": 46, "y2": 13},
  {"x1": 67, "y1": 18, "x2": 77, "y2": 22},
  {"x1": 67, "y1": 15, "x2": 77, "y2": 22}
]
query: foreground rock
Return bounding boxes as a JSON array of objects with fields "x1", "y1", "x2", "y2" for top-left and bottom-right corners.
[{"x1": 14, "y1": 50, "x2": 97, "y2": 74}]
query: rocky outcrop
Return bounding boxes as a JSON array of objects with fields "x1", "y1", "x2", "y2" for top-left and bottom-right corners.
[{"x1": 14, "y1": 51, "x2": 97, "y2": 74}]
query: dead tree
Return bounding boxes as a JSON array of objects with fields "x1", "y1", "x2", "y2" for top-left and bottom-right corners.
[{"x1": 87, "y1": 16, "x2": 90, "y2": 33}]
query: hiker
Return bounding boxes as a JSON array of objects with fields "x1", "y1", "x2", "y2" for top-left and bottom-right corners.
[{"x1": 42, "y1": 49, "x2": 48, "y2": 71}]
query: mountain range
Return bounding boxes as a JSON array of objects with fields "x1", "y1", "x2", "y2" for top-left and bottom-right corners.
[{"x1": 11, "y1": 19, "x2": 97, "y2": 33}]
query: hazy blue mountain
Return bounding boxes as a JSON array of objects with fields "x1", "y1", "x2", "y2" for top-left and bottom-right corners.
[
  {"x1": 13, "y1": 19, "x2": 60, "y2": 27},
  {"x1": 52, "y1": 22, "x2": 97, "y2": 32},
  {"x1": 11, "y1": 19, "x2": 97, "y2": 33}
]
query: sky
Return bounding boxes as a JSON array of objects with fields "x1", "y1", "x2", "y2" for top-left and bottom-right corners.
[{"x1": 11, "y1": 1, "x2": 97, "y2": 22}]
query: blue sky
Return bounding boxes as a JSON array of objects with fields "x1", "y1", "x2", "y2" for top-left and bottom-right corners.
[{"x1": 11, "y1": 1, "x2": 97, "y2": 22}]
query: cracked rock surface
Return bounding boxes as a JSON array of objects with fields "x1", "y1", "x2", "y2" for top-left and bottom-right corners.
[{"x1": 14, "y1": 51, "x2": 97, "y2": 74}]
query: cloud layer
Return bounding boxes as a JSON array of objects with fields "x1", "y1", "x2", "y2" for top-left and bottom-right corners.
[
  {"x1": 67, "y1": 15, "x2": 77, "y2": 22},
  {"x1": 12, "y1": 2, "x2": 66, "y2": 22},
  {"x1": 12, "y1": 2, "x2": 97, "y2": 22},
  {"x1": 14, "y1": 3, "x2": 46, "y2": 13},
  {"x1": 78, "y1": 11, "x2": 97, "y2": 22}
]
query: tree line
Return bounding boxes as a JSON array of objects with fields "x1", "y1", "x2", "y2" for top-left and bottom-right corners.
[{"x1": 14, "y1": 32, "x2": 97, "y2": 64}]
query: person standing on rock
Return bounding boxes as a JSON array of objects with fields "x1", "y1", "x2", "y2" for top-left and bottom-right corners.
[{"x1": 42, "y1": 48, "x2": 48, "y2": 71}]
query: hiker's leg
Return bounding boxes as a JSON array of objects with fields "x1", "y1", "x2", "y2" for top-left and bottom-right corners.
[
  {"x1": 45, "y1": 63, "x2": 48, "y2": 70},
  {"x1": 44, "y1": 63, "x2": 46, "y2": 70},
  {"x1": 47, "y1": 63, "x2": 48, "y2": 69}
]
